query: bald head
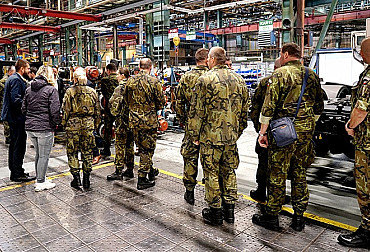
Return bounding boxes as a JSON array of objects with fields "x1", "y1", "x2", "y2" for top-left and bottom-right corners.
[
  {"x1": 274, "y1": 57, "x2": 281, "y2": 70},
  {"x1": 140, "y1": 58, "x2": 152, "y2": 70},
  {"x1": 361, "y1": 38, "x2": 370, "y2": 64},
  {"x1": 208, "y1": 47, "x2": 227, "y2": 69}
]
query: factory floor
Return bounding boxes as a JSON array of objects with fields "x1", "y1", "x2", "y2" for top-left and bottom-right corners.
[{"x1": 0, "y1": 123, "x2": 366, "y2": 252}]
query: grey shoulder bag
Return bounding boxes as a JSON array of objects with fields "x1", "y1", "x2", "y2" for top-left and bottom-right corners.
[{"x1": 270, "y1": 67, "x2": 309, "y2": 147}]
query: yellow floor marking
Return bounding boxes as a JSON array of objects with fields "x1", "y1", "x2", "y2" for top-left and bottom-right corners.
[{"x1": 0, "y1": 158, "x2": 357, "y2": 231}]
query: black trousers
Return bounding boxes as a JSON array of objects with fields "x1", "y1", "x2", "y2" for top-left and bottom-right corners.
[{"x1": 9, "y1": 122, "x2": 27, "y2": 178}]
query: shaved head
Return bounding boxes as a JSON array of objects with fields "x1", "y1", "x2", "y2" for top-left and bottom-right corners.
[
  {"x1": 209, "y1": 47, "x2": 227, "y2": 65},
  {"x1": 361, "y1": 37, "x2": 370, "y2": 64},
  {"x1": 140, "y1": 58, "x2": 152, "y2": 70}
]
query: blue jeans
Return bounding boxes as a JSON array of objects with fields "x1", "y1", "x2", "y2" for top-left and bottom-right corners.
[{"x1": 27, "y1": 131, "x2": 54, "y2": 183}]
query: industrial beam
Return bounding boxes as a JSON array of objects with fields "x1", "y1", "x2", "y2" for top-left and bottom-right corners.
[
  {"x1": 0, "y1": 4, "x2": 101, "y2": 22},
  {"x1": 0, "y1": 38, "x2": 15, "y2": 44},
  {"x1": 0, "y1": 22, "x2": 60, "y2": 32},
  {"x1": 206, "y1": 9, "x2": 370, "y2": 35}
]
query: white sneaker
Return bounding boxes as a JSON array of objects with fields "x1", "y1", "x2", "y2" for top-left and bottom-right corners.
[{"x1": 35, "y1": 181, "x2": 56, "y2": 192}]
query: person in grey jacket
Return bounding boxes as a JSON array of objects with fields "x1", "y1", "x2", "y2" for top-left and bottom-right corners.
[{"x1": 22, "y1": 65, "x2": 61, "y2": 192}]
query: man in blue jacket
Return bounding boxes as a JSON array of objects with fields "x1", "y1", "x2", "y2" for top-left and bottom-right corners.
[{"x1": 1, "y1": 59, "x2": 35, "y2": 182}]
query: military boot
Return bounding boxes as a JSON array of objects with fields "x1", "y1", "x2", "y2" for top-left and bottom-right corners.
[
  {"x1": 290, "y1": 214, "x2": 305, "y2": 231},
  {"x1": 184, "y1": 190, "x2": 194, "y2": 205},
  {"x1": 148, "y1": 168, "x2": 159, "y2": 181},
  {"x1": 252, "y1": 213, "x2": 281, "y2": 231},
  {"x1": 223, "y1": 203, "x2": 235, "y2": 224},
  {"x1": 250, "y1": 184, "x2": 266, "y2": 202},
  {"x1": 70, "y1": 173, "x2": 82, "y2": 189},
  {"x1": 122, "y1": 169, "x2": 134, "y2": 178},
  {"x1": 83, "y1": 172, "x2": 90, "y2": 190},
  {"x1": 107, "y1": 170, "x2": 123, "y2": 180},
  {"x1": 137, "y1": 177, "x2": 155, "y2": 190},
  {"x1": 202, "y1": 207, "x2": 223, "y2": 226},
  {"x1": 338, "y1": 227, "x2": 370, "y2": 248}
]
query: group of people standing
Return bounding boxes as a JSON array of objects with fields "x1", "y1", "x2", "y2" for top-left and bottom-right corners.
[
  {"x1": 0, "y1": 39, "x2": 368, "y2": 248},
  {"x1": 177, "y1": 41, "x2": 369, "y2": 249}
]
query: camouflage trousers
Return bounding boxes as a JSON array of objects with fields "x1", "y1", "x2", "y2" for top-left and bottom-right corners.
[
  {"x1": 255, "y1": 137, "x2": 268, "y2": 186},
  {"x1": 181, "y1": 132, "x2": 200, "y2": 191},
  {"x1": 66, "y1": 129, "x2": 95, "y2": 174},
  {"x1": 114, "y1": 129, "x2": 135, "y2": 172},
  {"x1": 266, "y1": 132, "x2": 315, "y2": 216},
  {"x1": 200, "y1": 143, "x2": 239, "y2": 209},
  {"x1": 354, "y1": 147, "x2": 370, "y2": 230},
  {"x1": 133, "y1": 128, "x2": 157, "y2": 178},
  {"x1": 3, "y1": 121, "x2": 10, "y2": 138}
]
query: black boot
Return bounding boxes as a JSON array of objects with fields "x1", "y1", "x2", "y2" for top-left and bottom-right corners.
[
  {"x1": 83, "y1": 172, "x2": 90, "y2": 189},
  {"x1": 223, "y1": 203, "x2": 235, "y2": 223},
  {"x1": 137, "y1": 177, "x2": 155, "y2": 190},
  {"x1": 184, "y1": 190, "x2": 194, "y2": 205},
  {"x1": 71, "y1": 173, "x2": 82, "y2": 189},
  {"x1": 122, "y1": 169, "x2": 134, "y2": 178},
  {"x1": 202, "y1": 207, "x2": 223, "y2": 226},
  {"x1": 290, "y1": 214, "x2": 305, "y2": 231},
  {"x1": 250, "y1": 185, "x2": 266, "y2": 202},
  {"x1": 107, "y1": 170, "x2": 123, "y2": 180},
  {"x1": 338, "y1": 226, "x2": 370, "y2": 248},
  {"x1": 148, "y1": 168, "x2": 159, "y2": 181},
  {"x1": 252, "y1": 213, "x2": 281, "y2": 231}
]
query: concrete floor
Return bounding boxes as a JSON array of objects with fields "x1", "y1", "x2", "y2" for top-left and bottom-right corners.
[{"x1": 0, "y1": 123, "x2": 365, "y2": 251}]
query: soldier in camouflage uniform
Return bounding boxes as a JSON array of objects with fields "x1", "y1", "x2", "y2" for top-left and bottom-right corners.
[
  {"x1": 252, "y1": 43, "x2": 324, "y2": 232},
  {"x1": 338, "y1": 38, "x2": 370, "y2": 248},
  {"x1": 249, "y1": 58, "x2": 280, "y2": 202},
  {"x1": 123, "y1": 58, "x2": 165, "y2": 190},
  {"x1": 62, "y1": 67, "x2": 100, "y2": 190},
  {"x1": 176, "y1": 48, "x2": 209, "y2": 205},
  {"x1": 100, "y1": 63, "x2": 119, "y2": 158},
  {"x1": 187, "y1": 47, "x2": 250, "y2": 225},
  {"x1": 0, "y1": 66, "x2": 15, "y2": 144},
  {"x1": 107, "y1": 67, "x2": 135, "y2": 180}
]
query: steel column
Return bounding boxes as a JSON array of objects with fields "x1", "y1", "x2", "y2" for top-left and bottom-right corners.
[
  {"x1": 66, "y1": 27, "x2": 71, "y2": 66},
  {"x1": 216, "y1": 10, "x2": 224, "y2": 47},
  {"x1": 38, "y1": 34, "x2": 43, "y2": 63},
  {"x1": 77, "y1": 25, "x2": 82, "y2": 66},
  {"x1": 314, "y1": 0, "x2": 339, "y2": 54},
  {"x1": 113, "y1": 24, "x2": 118, "y2": 59},
  {"x1": 296, "y1": 0, "x2": 305, "y2": 55},
  {"x1": 89, "y1": 30, "x2": 95, "y2": 65},
  {"x1": 28, "y1": 38, "x2": 32, "y2": 58},
  {"x1": 4, "y1": 45, "x2": 8, "y2": 60}
]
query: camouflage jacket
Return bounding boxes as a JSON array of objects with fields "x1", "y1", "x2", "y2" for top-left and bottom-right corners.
[
  {"x1": 250, "y1": 76, "x2": 269, "y2": 132},
  {"x1": 61, "y1": 84, "x2": 101, "y2": 131},
  {"x1": 175, "y1": 65, "x2": 208, "y2": 124},
  {"x1": 109, "y1": 79, "x2": 129, "y2": 131},
  {"x1": 351, "y1": 65, "x2": 370, "y2": 150},
  {"x1": 123, "y1": 70, "x2": 165, "y2": 129},
  {"x1": 260, "y1": 60, "x2": 324, "y2": 134},
  {"x1": 101, "y1": 73, "x2": 119, "y2": 109},
  {"x1": 187, "y1": 65, "x2": 250, "y2": 145},
  {"x1": 0, "y1": 75, "x2": 8, "y2": 110}
]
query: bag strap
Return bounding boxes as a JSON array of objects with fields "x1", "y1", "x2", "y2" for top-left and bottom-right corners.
[{"x1": 294, "y1": 67, "x2": 309, "y2": 119}]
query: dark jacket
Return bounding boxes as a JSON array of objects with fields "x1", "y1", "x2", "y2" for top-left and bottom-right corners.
[
  {"x1": 22, "y1": 75, "x2": 61, "y2": 132},
  {"x1": 1, "y1": 73, "x2": 27, "y2": 123}
]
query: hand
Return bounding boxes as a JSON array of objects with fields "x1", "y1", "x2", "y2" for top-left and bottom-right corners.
[
  {"x1": 345, "y1": 122, "x2": 355, "y2": 137},
  {"x1": 258, "y1": 135, "x2": 268, "y2": 148},
  {"x1": 193, "y1": 140, "x2": 200, "y2": 146}
]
